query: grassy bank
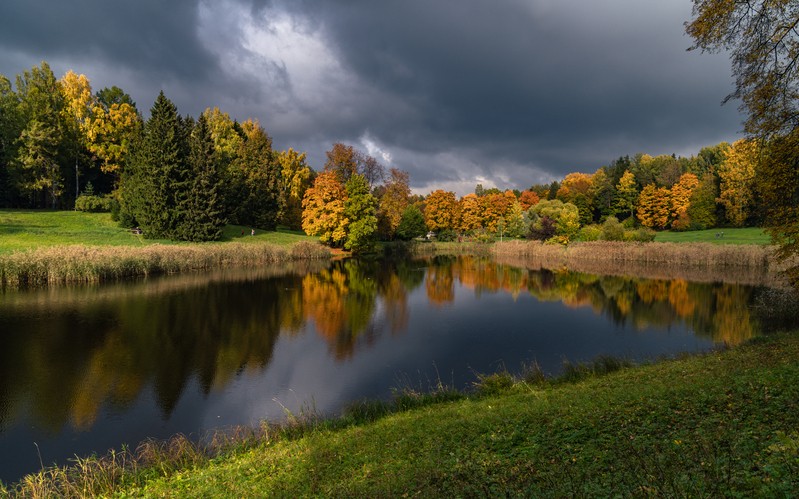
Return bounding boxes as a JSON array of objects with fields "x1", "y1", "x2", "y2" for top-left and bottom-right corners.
[
  {"x1": 0, "y1": 210, "x2": 316, "y2": 254},
  {"x1": 6, "y1": 332, "x2": 798, "y2": 497},
  {"x1": 0, "y1": 210, "x2": 327, "y2": 287},
  {"x1": 655, "y1": 227, "x2": 770, "y2": 245}
]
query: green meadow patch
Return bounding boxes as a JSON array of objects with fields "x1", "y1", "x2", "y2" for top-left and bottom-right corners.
[
  {"x1": 655, "y1": 227, "x2": 770, "y2": 245},
  {"x1": 0, "y1": 210, "x2": 316, "y2": 254}
]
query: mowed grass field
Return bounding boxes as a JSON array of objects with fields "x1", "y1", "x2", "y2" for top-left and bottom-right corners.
[
  {"x1": 655, "y1": 227, "x2": 770, "y2": 245},
  {"x1": 0, "y1": 210, "x2": 315, "y2": 254}
]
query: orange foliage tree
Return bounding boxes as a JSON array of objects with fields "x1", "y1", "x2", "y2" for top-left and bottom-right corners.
[
  {"x1": 637, "y1": 184, "x2": 671, "y2": 229},
  {"x1": 424, "y1": 190, "x2": 458, "y2": 231},
  {"x1": 519, "y1": 189, "x2": 540, "y2": 210},
  {"x1": 301, "y1": 170, "x2": 348, "y2": 246},
  {"x1": 669, "y1": 173, "x2": 699, "y2": 230}
]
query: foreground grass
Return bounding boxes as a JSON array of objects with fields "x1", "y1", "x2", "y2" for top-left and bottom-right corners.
[
  {"x1": 655, "y1": 227, "x2": 770, "y2": 245},
  {"x1": 0, "y1": 210, "x2": 315, "y2": 254},
  {"x1": 9, "y1": 332, "x2": 798, "y2": 497}
]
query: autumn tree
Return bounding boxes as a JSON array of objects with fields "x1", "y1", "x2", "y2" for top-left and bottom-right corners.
[
  {"x1": 377, "y1": 168, "x2": 410, "y2": 240},
  {"x1": 688, "y1": 1, "x2": 799, "y2": 280},
  {"x1": 424, "y1": 190, "x2": 458, "y2": 232},
  {"x1": 717, "y1": 139, "x2": 758, "y2": 227},
  {"x1": 529, "y1": 199, "x2": 581, "y2": 244},
  {"x1": 324, "y1": 142, "x2": 358, "y2": 183},
  {"x1": 518, "y1": 189, "x2": 540, "y2": 210},
  {"x1": 614, "y1": 170, "x2": 638, "y2": 221},
  {"x1": 636, "y1": 184, "x2": 671, "y2": 230},
  {"x1": 302, "y1": 170, "x2": 348, "y2": 246},
  {"x1": 60, "y1": 70, "x2": 93, "y2": 199},
  {"x1": 669, "y1": 173, "x2": 699, "y2": 231},
  {"x1": 276, "y1": 148, "x2": 313, "y2": 230},
  {"x1": 84, "y1": 91, "x2": 140, "y2": 184},
  {"x1": 458, "y1": 193, "x2": 482, "y2": 232},
  {"x1": 480, "y1": 191, "x2": 514, "y2": 233},
  {"x1": 687, "y1": 1, "x2": 799, "y2": 137}
]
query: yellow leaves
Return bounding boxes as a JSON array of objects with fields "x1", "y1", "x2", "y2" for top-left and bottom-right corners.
[
  {"x1": 717, "y1": 139, "x2": 759, "y2": 227},
  {"x1": 84, "y1": 102, "x2": 140, "y2": 175},
  {"x1": 557, "y1": 172, "x2": 593, "y2": 201}
]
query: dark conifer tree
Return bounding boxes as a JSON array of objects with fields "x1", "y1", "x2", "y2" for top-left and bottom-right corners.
[
  {"x1": 177, "y1": 114, "x2": 226, "y2": 241},
  {"x1": 122, "y1": 91, "x2": 186, "y2": 238}
]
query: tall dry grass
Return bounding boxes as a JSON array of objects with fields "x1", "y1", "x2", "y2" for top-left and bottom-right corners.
[
  {"x1": 0, "y1": 241, "x2": 329, "y2": 288},
  {"x1": 491, "y1": 240, "x2": 785, "y2": 286}
]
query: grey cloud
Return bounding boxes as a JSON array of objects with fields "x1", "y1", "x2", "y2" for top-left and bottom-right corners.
[{"x1": 1, "y1": 0, "x2": 743, "y2": 191}]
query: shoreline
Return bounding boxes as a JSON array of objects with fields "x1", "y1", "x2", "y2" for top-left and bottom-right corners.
[{"x1": 5, "y1": 331, "x2": 798, "y2": 496}]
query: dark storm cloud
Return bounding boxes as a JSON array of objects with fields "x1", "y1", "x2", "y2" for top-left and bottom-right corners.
[
  {"x1": 0, "y1": 0, "x2": 742, "y2": 193},
  {"x1": 0, "y1": 0, "x2": 214, "y2": 82}
]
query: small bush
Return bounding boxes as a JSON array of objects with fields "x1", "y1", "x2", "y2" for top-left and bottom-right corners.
[
  {"x1": 437, "y1": 228, "x2": 458, "y2": 242},
  {"x1": 627, "y1": 227, "x2": 656, "y2": 242},
  {"x1": 601, "y1": 216, "x2": 625, "y2": 241},
  {"x1": 577, "y1": 224, "x2": 602, "y2": 241},
  {"x1": 75, "y1": 195, "x2": 114, "y2": 213}
]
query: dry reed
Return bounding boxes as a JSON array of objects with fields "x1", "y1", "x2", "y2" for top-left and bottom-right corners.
[
  {"x1": 0, "y1": 241, "x2": 329, "y2": 288},
  {"x1": 491, "y1": 240, "x2": 786, "y2": 287}
]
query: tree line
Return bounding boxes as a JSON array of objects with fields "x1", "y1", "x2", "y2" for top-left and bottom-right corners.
[{"x1": 0, "y1": 61, "x2": 786, "y2": 253}]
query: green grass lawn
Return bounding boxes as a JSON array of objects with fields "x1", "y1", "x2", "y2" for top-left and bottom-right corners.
[
  {"x1": 655, "y1": 227, "x2": 771, "y2": 245},
  {"x1": 0, "y1": 210, "x2": 316, "y2": 254}
]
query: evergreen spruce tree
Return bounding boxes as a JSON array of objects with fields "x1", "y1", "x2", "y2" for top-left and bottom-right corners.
[
  {"x1": 122, "y1": 91, "x2": 186, "y2": 238},
  {"x1": 177, "y1": 114, "x2": 226, "y2": 241}
]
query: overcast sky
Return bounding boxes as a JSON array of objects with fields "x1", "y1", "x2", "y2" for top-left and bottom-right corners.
[{"x1": 0, "y1": 0, "x2": 742, "y2": 195}]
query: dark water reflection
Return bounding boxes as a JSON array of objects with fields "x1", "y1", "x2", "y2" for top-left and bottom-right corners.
[{"x1": 0, "y1": 255, "x2": 791, "y2": 484}]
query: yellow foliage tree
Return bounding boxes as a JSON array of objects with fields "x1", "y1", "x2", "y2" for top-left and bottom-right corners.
[
  {"x1": 637, "y1": 184, "x2": 671, "y2": 229},
  {"x1": 717, "y1": 138, "x2": 758, "y2": 227},
  {"x1": 458, "y1": 193, "x2": 482, "y2": 232}
]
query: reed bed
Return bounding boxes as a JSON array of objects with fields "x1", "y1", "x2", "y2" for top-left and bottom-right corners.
[
  {"x1": 491, "y1": 240, "x2": 786, "y2": 287},
  {"x1": 0, "y1": 241, "x2": 329, "y2": 288}
]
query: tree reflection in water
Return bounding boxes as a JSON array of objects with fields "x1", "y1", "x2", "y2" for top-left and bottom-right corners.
[{"x1": 0, "y1": 255, "x2": 790, "y2": 436}]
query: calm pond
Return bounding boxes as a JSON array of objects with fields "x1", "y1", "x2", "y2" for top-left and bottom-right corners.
[{"x1": 0, "y1": 254, "x2": 789, "y2": 484}]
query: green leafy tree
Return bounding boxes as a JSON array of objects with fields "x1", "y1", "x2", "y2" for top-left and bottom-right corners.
[
  {"x1": 343, "y1": 173, "x2": 378, "y2": 253},
  {"x1": 687, "y1": 173, "x2": 718, "y2": 230},
  {"x1": 0, "y1": 74, "x2": 19, "y2": 206},
  {"x1": 13, "y1": 61, "x2": 68, "y2": 208},
  {"x1": 396, "y1": 205, "x2": 427, "y2": 240}
]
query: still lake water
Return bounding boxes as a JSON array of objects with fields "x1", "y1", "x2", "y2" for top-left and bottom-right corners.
[{"x1": 0, "y1": 255, "x2": 786, "y2": 483}]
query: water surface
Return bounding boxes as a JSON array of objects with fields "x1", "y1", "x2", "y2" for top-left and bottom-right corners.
[{"x1": 0, "y1": 255, "x2": 786, "y2": 484}]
